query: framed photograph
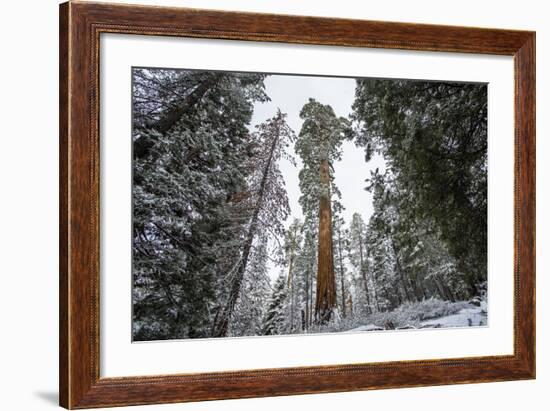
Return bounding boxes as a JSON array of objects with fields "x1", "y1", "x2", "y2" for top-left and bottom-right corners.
[{"x1": 59, "y1": 1, "x2": 535, "y2": 408}]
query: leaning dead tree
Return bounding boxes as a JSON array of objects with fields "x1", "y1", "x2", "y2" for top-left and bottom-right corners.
[{"x1": 212, "y1": 111, "x2": 294, "y2": 337}]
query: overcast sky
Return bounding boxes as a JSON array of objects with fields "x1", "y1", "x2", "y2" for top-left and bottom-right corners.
[{"x1": 249, "y1": 74, "x2": 386, "y2": 281}]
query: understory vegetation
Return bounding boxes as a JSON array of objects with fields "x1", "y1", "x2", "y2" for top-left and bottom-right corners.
[{"x1": 310, "y1": 297, "x2": 485, "y2": 334}]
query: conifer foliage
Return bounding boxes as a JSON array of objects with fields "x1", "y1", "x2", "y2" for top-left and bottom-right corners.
[
  {"x1": 132, "y1": 68, "x2": 281, "y2": 340},
  {"x1": 132, "y1": 69, "x2": 488, "y2": 340}
]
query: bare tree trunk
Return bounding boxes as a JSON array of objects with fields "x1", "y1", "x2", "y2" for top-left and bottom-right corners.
[
  {"x1": 433, "y1": 277, "x2": 447, "y2": 300},
  {"x1": 337, "y1": 229, "x2": 347, "y2": 318},
  {"x1": 315, "y1": 159, "x2": 337, "y2": 324},
  {"x1": 309, "y1": 265, "x2": 314, "y2": 327},
  {"x1": 304, "y1": 266, "x2": 310, "y2": 330},
  {"x1": 358, "y1": 237, "x2": 372, "y2": 313},
  {"x1": 370, "y1": 271, "x2": 379, "y2": 312},
  {"x1": 433, "y1": 277, "x2": 456, "y2": 302},
  {"x1": 287, "y1": 227, "x2": 297, "y2": 331},
  {"x1": 212, "y1": 125, "x2": 279, "y2": 337},
  {"x1": 381, "y1": 285, "x2": 394, "y2": 309}
]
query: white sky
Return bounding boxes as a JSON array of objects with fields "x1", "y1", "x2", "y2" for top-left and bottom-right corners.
[{"x1": 249, "y1": 74, "x2": 386, "y2": 281}]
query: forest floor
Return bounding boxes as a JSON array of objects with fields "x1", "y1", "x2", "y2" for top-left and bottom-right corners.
[
  {"x1": 419, "y1": 304, "x2": 487, "y2": 328},
  {"x1": 344, "y1": 299, "x2": 488, "y2": 333}
]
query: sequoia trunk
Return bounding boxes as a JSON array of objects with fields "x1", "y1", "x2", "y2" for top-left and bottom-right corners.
[{"x1": 315, "y1": 158, "x2": 337, "y2": 324}]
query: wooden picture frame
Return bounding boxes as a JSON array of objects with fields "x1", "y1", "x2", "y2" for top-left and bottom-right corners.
[{"x1": 59, "y1": 1, "x2": 535, "y2": 408}]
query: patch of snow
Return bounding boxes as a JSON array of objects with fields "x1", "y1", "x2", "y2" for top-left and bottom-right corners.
[
  {"x1": 348, "y1": 324, "x2": 384, "y2": 332},
  {"x1": 420, "y1": 323, "x2": 442, "y2": 329},
  {"x1": 420, "y1": 305, "x2": 487, "y2": 328},
  {"x1": 345, "y1": 303, "x2": 487, "y2": 333}
]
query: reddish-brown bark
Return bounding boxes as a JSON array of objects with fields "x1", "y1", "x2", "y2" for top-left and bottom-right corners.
[{"x1": 315, "y1": 159, "x2": 337, "y2": 323}]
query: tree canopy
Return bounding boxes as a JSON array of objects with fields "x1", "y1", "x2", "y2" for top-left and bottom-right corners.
[{"x1": 132, "y1": 71, "x2": 488, "y2": 340}]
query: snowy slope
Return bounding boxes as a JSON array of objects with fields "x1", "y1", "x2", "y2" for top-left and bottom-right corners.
[
  {"x1": 420, "y1": 305, "x2": 487, "y2": 328},
  {"x1": 348, "y1": 302, "x2": 487, "y2": 332}
]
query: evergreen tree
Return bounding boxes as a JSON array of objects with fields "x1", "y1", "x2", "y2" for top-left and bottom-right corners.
[
  {"x1": 283, "y1": 219, "x2": 304, "y2": 332},
  {"x1": 333, "y1": 216, "x2": 350, "y2": 318},
  {"x1": 132, "y1": 70, "x2": 488, "y2": 341},
  {"x1": 296, "y1": 218, "x2": 318, "y2": 330},
  {"x1": 261, "y1": 274, "x2": 288, "y2": 335},
  {"x1": 352, "y1": 79, "x2": 487, "y2": 296},
  {"x1": 132, "y1": 68, "x2": 270, "y2": 340},
  {"x1": 228, "y1": 238, "x2": 272, "y2": 337},
  {"x1": 295, "y1": 99, "x2": 350, "y2": 324},
  {"x1": 363, "y1": 170, "x2": 407, "y2": 310},
  {"x1": 363, "y1": 167, "x2": 472, "y2": 312},
  {"x1": 347, "y1": 212, "x2": 374, "y2": 314}
]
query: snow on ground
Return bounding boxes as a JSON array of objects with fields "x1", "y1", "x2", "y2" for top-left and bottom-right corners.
[
  {"x1": 348, "y1": 303, "x2": 487, "y2": 333},
  {"x1": 350, "y1": 324, "x2": 384, "y2": 332},
  {"x1": 420, "y1": 305, "x2": 487, "y2": 328}
]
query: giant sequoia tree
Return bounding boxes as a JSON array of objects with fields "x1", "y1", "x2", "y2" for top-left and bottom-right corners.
[
  {"x1": 132, "y1": 69, "x2": 488, "y2": 340},
  {"x1": 352, "y1": 79, "x2": 487, "y2": 296},
  {"x1": 296, "y1": 99, "x2": 350, "y2": 323}
]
